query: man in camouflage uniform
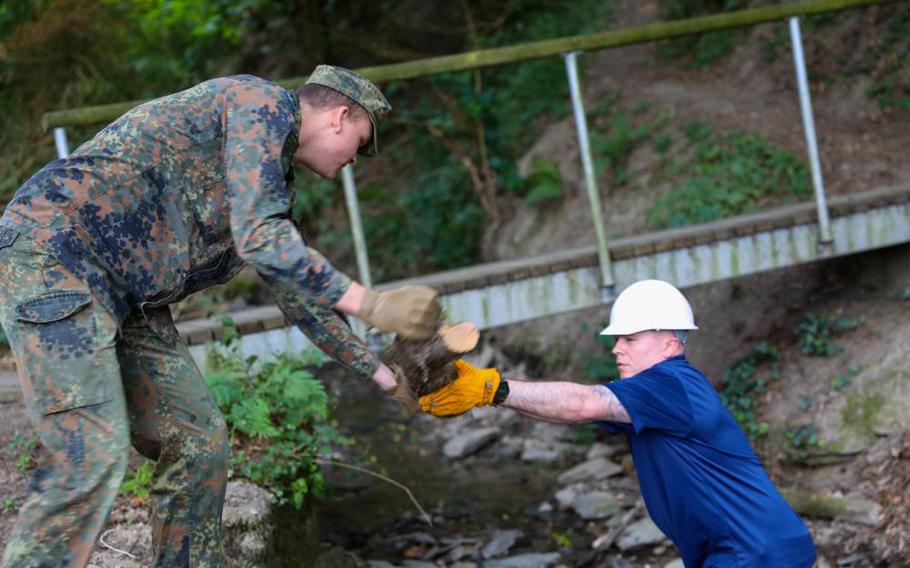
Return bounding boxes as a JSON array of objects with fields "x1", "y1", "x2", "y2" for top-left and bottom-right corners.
[{"x1": 0, "y1": 65, "x2": 438, "y2": 568}]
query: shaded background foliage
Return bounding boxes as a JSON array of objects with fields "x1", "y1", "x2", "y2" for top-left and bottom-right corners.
[
  {"x1": 1, "y1": 0, "x2": 907, "y2": 282},
  {"x1": 0, "y1": 0, "x2": 614, "y2": 280}
]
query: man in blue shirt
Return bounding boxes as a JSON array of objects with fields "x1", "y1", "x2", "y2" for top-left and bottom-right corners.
[{"x1": 419, "y1": 279, "x2": 816, "y2": 568}]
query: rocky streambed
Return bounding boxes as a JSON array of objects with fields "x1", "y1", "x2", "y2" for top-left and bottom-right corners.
[{"x1": 71, "y1": 347, "x2": 908, "y2": 568}]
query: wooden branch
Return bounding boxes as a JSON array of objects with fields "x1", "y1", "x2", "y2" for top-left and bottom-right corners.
[
  {"x1": 316, "y1": 458, "x2": 433, "y2": 526},
  {"x1": 383, "y1": 322, "x2": 479, "y2": 396}
]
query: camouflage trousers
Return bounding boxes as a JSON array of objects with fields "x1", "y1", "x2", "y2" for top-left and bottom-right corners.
[{"x1": 0, "y1": 228, "x2": 229, "y2": 568}]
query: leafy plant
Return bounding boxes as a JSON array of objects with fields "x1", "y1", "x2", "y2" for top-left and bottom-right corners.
[
  {"x1": 120, "y1": 459, "x2": 154, "y2": 501},
  {"x1": 1, "y1": 497, "x2": 20, "y2": 513},
  {"x1": 523, "y1": 157, "x2": 564, "y2": 204},
  {"x1": 784, "y1": 423, "x2": 822, "y2": 450},
  {"x1": 551, "y1": 531, "x2": 574, "y2": 549},
  {"x1": 573, "y1": 423, "x2": 601, "y2": 446},
  {"x1": 864, "y1": 3, "x2": 910, "y2": 110},
  {"x1": 8, "y1": 429, "x2": 38, "y2": 472},
  {"x1": 647, "y1": 128, "x2": 810, "y2": 229},
  {"x1": 589, "y1": 99, "x2": 669, "y2": 187},
  {"x1": 720, "y1": 342, "x2": 780, "y2": 440},
  {"x1": 831, "y1": 362, "x2": 862, "y2": 391},
  {"x1": 653, "y1": 132, "x2": 672, "y2": 154},
  {"x1": 205, "y1": 330, "x2": 348, "y2": 508},
  {"x1": 793, "y1": 312, "x2": 860, "y2": 357}
]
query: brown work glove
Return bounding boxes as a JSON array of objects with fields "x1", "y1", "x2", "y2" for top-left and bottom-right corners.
[
  {"x1": 384, "y1": 365, "x2": 418, "y2": 412},
  {"x1": 360, "y1": 285, "x2": 441, "y2": 341},
  {"x1": 419, "y1": 360, "x2": 501, "y2": 417}
]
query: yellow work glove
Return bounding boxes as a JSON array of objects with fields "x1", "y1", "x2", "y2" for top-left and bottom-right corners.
[
  {"x1": 419, "y1": 360, "x2": 501, "y2": 417},
  {"x1": 384, "y1": 365, "x2": 418, "y2": 413},
  {"x1": 360, "y1": 285, "x2": 441, "y2": 341}
]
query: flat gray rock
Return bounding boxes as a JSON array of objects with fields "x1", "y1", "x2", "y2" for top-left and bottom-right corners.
[
  {"x1": 443, "y1": 427, "x2": 501, "y2": 458},
  {"x1": 572, "y1": 491, "x2": 620, "y2": 520},
  {"x1": 482, "y1": 529, "x2": 522, "y2": 559},
  {"x1": 520, "y1": 439, "x2": 572, "y2": 463},
  {"x1": 483, "y1": 552, "x2": 561, "y2": 568},
  {"x1": 557, "y1": 456, "x2": 623, "y2": 485},
  {"x1": 617, "y1": 517, "x2": 667, "y2": 551}
]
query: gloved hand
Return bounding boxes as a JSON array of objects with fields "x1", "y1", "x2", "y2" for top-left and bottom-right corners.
[
  {"x1": 384, "y1": 365, "x2": 418, "y2": 412},
  {"x1": 419, "y1": 360, "x2": 501, "y2": 417},
  {"x1": 360, "y1": 285, "x2": 441, "y2": 341}
]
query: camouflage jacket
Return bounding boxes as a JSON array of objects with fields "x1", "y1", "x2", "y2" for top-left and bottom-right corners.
[{"x1": 0, "y1": 75, "x2": 377, "y2": 378}]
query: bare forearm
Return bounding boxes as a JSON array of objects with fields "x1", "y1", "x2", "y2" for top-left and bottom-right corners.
[
  {"x1": 501, "y1": 380, "x2": 631, "y2": 424},
  {"x1": 335, "y1": 281, "x2": 365, "y2": 315}
]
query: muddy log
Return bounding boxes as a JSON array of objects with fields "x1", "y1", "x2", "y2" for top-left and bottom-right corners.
[{"x1": 383, "y1": 322, "x2": 480, "y2": 396}]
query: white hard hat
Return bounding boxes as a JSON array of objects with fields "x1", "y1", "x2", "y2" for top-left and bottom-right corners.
[{"x1": 600, "y1": 279, "x2": 698, "y2": 336}]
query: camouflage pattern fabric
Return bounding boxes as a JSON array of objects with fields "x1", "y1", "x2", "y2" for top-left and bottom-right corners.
[
  {"x1": 0, "y1": 229, "x2": 227, "y2": 567},
  {"x1": 0, "y1": 74, "x2": 377, "y2": 380},
  {"x1": 0, "y1": 72, "x2": 382, "y2": 567}
]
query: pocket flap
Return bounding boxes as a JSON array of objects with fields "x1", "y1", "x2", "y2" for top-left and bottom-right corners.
[
  {"x1": 16, "y1": 291, "x2": 92, "y2": 323},
  {"x1": 0, "y1": 228, "x2": 18, "y2": 249}
]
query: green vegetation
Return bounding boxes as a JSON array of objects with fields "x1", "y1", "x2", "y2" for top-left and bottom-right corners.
[
  {"x1": 841, "y1": 391, "x2": 885, "y2": 440},
  {"x1": 573, "y1": 423, "x2": 602, "y2": 446},
  {"x1": 658, "y1": 0, "x2": 745, "y2": 68},
  {"x1": 0, "y1": 1, "x2": 615, "y2": 280},
  {"x1": 720, "y1": 342, "x2": 780, "y2": 441},
  {"x1": 793, "y1": 311, "x2": 860, "y2": 357},
  {"x1": 760, "y1": 4, "x2": 910, "y2": 111},
  {"x1": 865, "y1": 3, "x2": 910, "y2": 110},
  {"x1": 120, "y1": 459, "x2": 155, "y2": 501},
  {"x1": 1, "y1": 497, "x2": 21, "y2": 513},
  {"x1": 831, "y1": 362, "x2": 862, "y2": 391},
  {"x1": 551, "y1": 531, "x2": 574, "y2": 549},
  {"x1": 523, "y1": 157, "x2": 564, "y2": 205},
  {"x1": 363, "y1": 0, "x2": 614, "y2": 277},
  {"x1": 647, "y1": 124, "x2": 810, "y2": 228},
  {"x1": 205, "y1": 327, "x2": 349, "y2": 508},
  {"x1": 7, "y1": 429, "x2": 38, "y2": 472},
  {"x1": 784, "y1": 423, "x2": 822, "y2": 450},
  {"x1": 588, "y1": 94, "x2": 671, "y2": 189}
]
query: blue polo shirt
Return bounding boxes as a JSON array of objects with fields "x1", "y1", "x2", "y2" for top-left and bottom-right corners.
[{"x1": 598, "y1": 356, "x2": 815, "y2": 568}]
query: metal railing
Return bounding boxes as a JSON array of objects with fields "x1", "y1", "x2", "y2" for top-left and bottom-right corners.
[{"x1": 44, "y1": 0, "x2": 898, "y2": 298}]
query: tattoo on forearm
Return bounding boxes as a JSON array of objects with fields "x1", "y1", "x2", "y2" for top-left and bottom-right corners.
[{"x1": 593, "y1": 385, "x2": 631, "y2": 422}]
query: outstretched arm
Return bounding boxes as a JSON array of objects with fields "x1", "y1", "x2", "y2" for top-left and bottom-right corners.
[
  {"x1": 418, "y1": 360, "x2": 630, "y2": 424},
  {"x1": 502, "y1": 380, "x2": 631, "y2": 424}
]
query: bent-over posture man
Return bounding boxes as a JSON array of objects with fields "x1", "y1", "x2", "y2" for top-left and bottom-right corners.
[
  {"x1": 0, "y1": 65, "x2": 436, "y2": 568},
  {"x1": 420, "y1": 279, "x2": 816, "y2": 568}
]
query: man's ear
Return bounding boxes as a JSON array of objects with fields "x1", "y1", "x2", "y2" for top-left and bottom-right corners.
[
  {"x1": 663, "y1": 331, "x2": 680, "y2": 355},
  {"x1": 330, "y1": 106, "x2": 350, "y2": 132}
]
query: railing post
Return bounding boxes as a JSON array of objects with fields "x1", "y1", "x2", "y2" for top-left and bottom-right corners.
[
  {"x1": 789, "y1": 17, "x2": 834, "y2": 255},
  {"x1": 340, "y1": 164, "x2": 385, "y2": 352},
  {"x1": 53, "y1": 127, "x2": 69, "y2": 158},
  {"x1": 341, "y1": 164, "x2": 373, "y2": 288},
  {"x1": 564, "y1": 51, "x2": 616, "y2": 302}
]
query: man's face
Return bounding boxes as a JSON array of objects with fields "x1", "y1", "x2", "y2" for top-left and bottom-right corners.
[
  {"x1": 294, "y1": 106, "x2": 372, "y2": 178},
  {"x1": 611, "y1": 330, "x2": 678, "y2": 379}
]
